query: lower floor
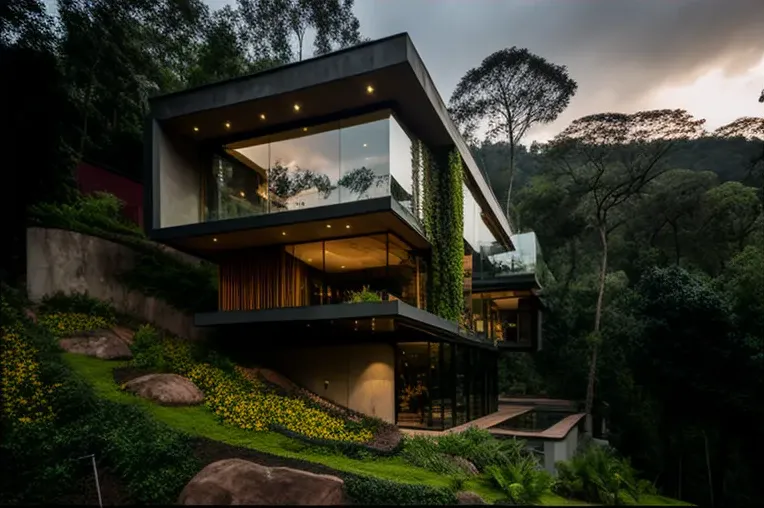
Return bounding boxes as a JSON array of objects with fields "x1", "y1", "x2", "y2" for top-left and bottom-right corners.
[{"x1": 259, "y1": 340, "x2": 498, "y2": 431}]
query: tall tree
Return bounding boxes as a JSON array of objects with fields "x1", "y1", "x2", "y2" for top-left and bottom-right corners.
[
  {"x1": 449, "y1": 47, "x2": 577, "y2": 219},
  {"x1": 237, "y1": 0, "x2": 361, "y2": 63},
  {"x1": 546, "y1": 109, "x2": 706, "y2": 433}
]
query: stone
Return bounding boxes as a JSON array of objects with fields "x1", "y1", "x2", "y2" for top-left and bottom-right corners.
[
  {"x1": 178, "y1": 459, "x2": 345, "y2": 506},
  {"x1": 59, "y1": 331, "x2": 133, "y2": 360},
  {"x1": 123, "y1": 373, "x2": 204, "y2": 405},
  {"x1": 457, "y1": 491, "x2": 486, "y2": 505},
  {"x1": 111, "y1": 325, "x2": 135, "y2": 345},
  {"x1": 448, "y1": 455, "x2": 480, "y2": 476}
]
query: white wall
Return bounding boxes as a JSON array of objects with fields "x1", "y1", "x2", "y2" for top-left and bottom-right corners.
[
  {"x1": 272, "y1": 343, "x2": 396, "y2": 423},
  {"x1": 158, "y1": 126, "x2": 202, "y2": 228}
]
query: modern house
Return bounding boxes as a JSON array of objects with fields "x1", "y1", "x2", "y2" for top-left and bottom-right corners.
[{"x1": 143, "y1": 33, "x2": 544, "y2": 430}]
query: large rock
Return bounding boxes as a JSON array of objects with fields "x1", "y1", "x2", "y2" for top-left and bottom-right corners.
[
  {"x1": 123, "y1": 373, "x2": 204, "y2": 405},
  {"x1": 456, "y1": 491, "x2": 486, "y2": 505},
  {"x1": 59, "y1": 331, "x2": 132, "y2": 360},
  {"x1": 449, "y1": 455, "x2": 480, "y2": 476},
  {"x1": 178, "y1": 459, "x2": 345, "y2": 505}
]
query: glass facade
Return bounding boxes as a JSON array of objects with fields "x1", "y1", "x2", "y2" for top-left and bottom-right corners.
[
  {"x1": 395, "y1": 341, "x2": 498, "y2": 430},
  {"x1": 203, "y1": 110, "x2": 422, "y2": 226},
  {"x1": 473, "y1": 231, "x2": 553, "y2": 287},
  {"x1": 218, "y1": 232, "x2": 427, "y2": 311}
]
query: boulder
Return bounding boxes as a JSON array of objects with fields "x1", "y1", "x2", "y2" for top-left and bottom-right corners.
[
  {"x1": 178, "y1": 459, "x2": 345, "y2": 505},
  {"x1": 456, "y1": 491, "x2": 486, "y2": 505},
  {"x1": 59, "y1": 331, "x2": 132, "y2": 360},
  {"x1": 111, "y1": 325, "x2": 135, "y2": 345},
  {"x1": 123, "y1": 373, "x2": 204, "y2": 405},
  {"x1": 448, "y1": 455, "x2": 480, "y2": 476}
]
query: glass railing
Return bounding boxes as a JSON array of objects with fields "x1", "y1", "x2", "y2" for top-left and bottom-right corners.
[{"x1": 472, "y1": 232, "x2": 553, "y2": 287}]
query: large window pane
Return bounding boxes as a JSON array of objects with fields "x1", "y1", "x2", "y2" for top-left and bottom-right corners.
[
  {"x1": 269, "y1": 123, "x2": 340, "y2": 211},
  {"x1": 390, "y1": 116, "x2": 415, "y2": 216},
  {"x1": 429, "y1": 342, "x2": 442, "y2": 429},
  {"x1": 339, "y1": 113, "x2": 389, "y2": 203},
  {"x1": 206, "y1": 153, "x2": 269, "y2": 221},
  {"x1": 463, "y1": 183, "x2": 479, "y2": 251},
  {"x1": 396, "y1": 342, "x2": 431, "y2": 428},
  {"x1": 455, "y1": 344, "x2": 468, "y2": 425},
  {"x1": 321, "y1": 234, "x2": 388, "y2": 304},
  {"x1": 387, "y1": 234, "x2": 423, "y2": 308}
]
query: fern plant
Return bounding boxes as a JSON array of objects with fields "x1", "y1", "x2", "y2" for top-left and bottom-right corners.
[
  {"x1": 553, "y1": 444, "x2": 641, "y2": 505},
  {"x1": 486, "y1": 454, "x2": 552, "y2": 505}
]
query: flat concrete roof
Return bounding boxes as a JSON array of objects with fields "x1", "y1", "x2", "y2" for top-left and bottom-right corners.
[{"x1": 149, "y1": 33, "x2": 513, "y2": 249}]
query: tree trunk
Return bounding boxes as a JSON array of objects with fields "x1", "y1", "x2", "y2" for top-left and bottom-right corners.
[
  {"x1": 504, "y1": 139, "x2": 516, "y2": 223},
  {"x1": 703, "y1": 430, "x2": 714, "y2": 507},
  {"x1": 585, "y1": 224, "x2": 608, "y2": 434}
]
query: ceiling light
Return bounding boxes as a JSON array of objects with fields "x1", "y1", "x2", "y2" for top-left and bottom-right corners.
[
  {"x1": 293, "y1": 104, "x2": 301, "y2": 112},
  {"x1": 307, "y1": 258, "x2": 313, "y2": 262},
  {"x1": 281, "y1": 231, "x2": 286, "y2": 236},
  {"x1": 193, "y1": 126, "x2": 199, "y2": 132},
  {"x1": 366, "y1": 85, "x2": 375, "y2": 94},
  {"x1": 259, "y1": 113, "x2": 266, "y2": 120},
  {"x1": 363, "y1": 143, "x2": 367, "y2": 147},
  {"x1": 326, "y1": 224, "x2": 332, "y2": 228},
  {"x1": 213, "y1": 238, "x2": 218, "y2": 242},
  {"x1": 341, "y1": 265, "x2": 345, "y2": 269},
  {"x1": 225, "y1": 122, "x2": 231, "y2": 129},
  {"x1": 303, "y1": 127, "x2": 308, "y2": 132},
  {"x1": 240, "y1": 191, "x2": 245, "y2": 197},
  {"x1": 345, "y1": 224, "x2": 351, "y2": 229}
]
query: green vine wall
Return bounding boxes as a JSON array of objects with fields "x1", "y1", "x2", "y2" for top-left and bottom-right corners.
[{"x1": 418, "y1": 141, "x2": 464, "y2": 323}]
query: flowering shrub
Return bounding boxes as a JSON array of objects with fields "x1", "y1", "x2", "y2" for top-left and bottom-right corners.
[
  {"x1": 0, "y1": 331, "x2": 60, "y2": 423},
  {"x1": 38, "y1": 312, "x2": 115, "y2": 337}
]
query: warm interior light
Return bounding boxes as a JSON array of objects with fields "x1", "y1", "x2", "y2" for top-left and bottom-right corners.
[
  {"x1": 366, "y1": 85, "x2": 375, "y2": 94},
  {"x1": 307, "y1": 258, "x2": 313, "y2": 262},
  {"x1": 239, "y1": 191, "x2": 245, "y2": 197},
  {"x1": 345, "y1": 224, "x2": 351, "y2": 229},
  {"x1": 259, "y1": 113, "x2": 266, "y2": 120},
  {"x1": 193, "y1": 126, "x2": 199, "y2": 132},
  {"x1": 293, "y1": 104, "x2": 301, "y2": 111},
  {"x1": 326, "y1": 224, "x2": 332, "y2": 228},
  {"x1": 225, "y1": 122, "x2": 231, "y2": 129},
  {"x1": 281, "y1": 231, "x2": 286, "y2": 236},
  {"x1": 341, "y1": 265, "x2": 346, "y2": 269},
  {"x1": 303, "y1": 127, "x2": 308, "y2": 132},
  {"x1": 213, "y1": 238, "x2": 218, "y2": 242}
]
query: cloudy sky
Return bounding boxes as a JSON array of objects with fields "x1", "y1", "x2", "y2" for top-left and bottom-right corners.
[{"x1": 208, "y1": 0, "x2": 763, "y2": 142}]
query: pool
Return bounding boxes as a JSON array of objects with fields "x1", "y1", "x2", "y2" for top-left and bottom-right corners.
[{"x1": 495, "y1": 409, "x2": 572, "y2": 432}]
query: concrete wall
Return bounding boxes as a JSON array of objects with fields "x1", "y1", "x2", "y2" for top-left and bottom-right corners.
[
  {"x1": 158, "y1": 127, "x2": 202, "y2": 228},
  {"x1": 270, "y1": 343, "x2": 396, "y2": 423},
  {"x1": 543, "y1": 426, "x2": 580, "y2": 475},
  {"x1": 26, "y1": 227, "x2": 207, "y2": 340}
]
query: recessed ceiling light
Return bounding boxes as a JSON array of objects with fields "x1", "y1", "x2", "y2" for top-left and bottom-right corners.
[
  {"x1": 366, "y1": 85, "x2": 375, "y2": 94},
  {"x1": 341, "y1": 265, "x2": 346, "y2": 269},
  {"x1": 213, "y1": 238, "x2": 218, "y2": 242},
  {"x1": 193, "y1": 126, "x2": 199, "y2": 132},
  {"x1": 293, "y1": 104, "x2": 301, "y2": 112},
  {"x1": 225, "y1": 122, "x2": 231, "y2": 129},
  {"x1": 303, "y1": 127, "x2": 308, "y2": 132},
  {"x1": 281, "y1": 231, "x2": 286, "y2": 236},
  {"x1": 239, "y1": 191, "x2": 245, "y2": 197},
  {"x1": 363, "y1": 143, "x2": 367, "y2": 147},
  {"x1": 326, "y1": 224, "x2": 332, "y2": 228},
  {"x1": 307, "y1": 258, "x2": 313, "y2": 262},
  {"x1": 259, "y1": 113, "x2": 266, "y2": 120},
  {"x1": 345, "y1": 224, "x2": 351, "y2": 229}
]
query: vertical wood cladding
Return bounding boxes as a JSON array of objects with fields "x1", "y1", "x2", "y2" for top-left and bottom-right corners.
[{"x1": 219, "y1": 246, "x2": 310, "y2": 311}]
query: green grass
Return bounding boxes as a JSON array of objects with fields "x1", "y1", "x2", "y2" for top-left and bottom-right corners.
[{"x1": 64, "y1": 353, "x2": 691, "y2": 506}]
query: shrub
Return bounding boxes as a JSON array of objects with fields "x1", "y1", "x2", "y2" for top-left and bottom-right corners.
[
  {"x1": 38, "y1": 312, "x2": 115, "y2": 337},
  {"x1": 130, "y1": 324, "x2": 167, "y2": 370},
  {"x1": 343, "y1": 475, "x2": 457, "y2": 505},
  {"x1": 346, "y1": 286, "x2": 383, "y2": 303},
  {"x1": 401, "y1": 436, "x2": 463, "y2": 475},
  {"x1": 437, "y1": 427, "x2": 527, "y2": 471},
  {"x1": 553, "y1": 443, "x2": 641, "y2": 505},
  {"x1": 38, "y1": 291, "x2": 117, "y2": 323},
  {"x1": 487, "y1": 454, "x2": 552, "y2": 505}
]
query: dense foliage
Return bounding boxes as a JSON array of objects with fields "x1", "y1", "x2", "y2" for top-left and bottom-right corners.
[
  {"x1": 343, "y1": 474, "x2": 458, "y2": 505},
  {"x1": 0, "y1": 285, "x2": 199, "y2": 504}
]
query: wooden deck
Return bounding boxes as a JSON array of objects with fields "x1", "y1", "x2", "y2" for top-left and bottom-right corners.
[{"x1": 400, "y1": 405, "x2": 532, "y2": 437}]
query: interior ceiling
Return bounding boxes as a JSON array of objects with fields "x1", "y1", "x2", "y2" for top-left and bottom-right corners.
[
  {"x1": 171, "y1": 210, "x2": 428, "y2": 259},
  {"x1": 493, "y1": 298, "x2": 519, "y2": 310},
  {"x1": 290, "y1": 234, "x2": 408, "y2": 273}
]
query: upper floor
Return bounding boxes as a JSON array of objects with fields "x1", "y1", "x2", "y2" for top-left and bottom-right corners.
[{"x1": 143, "y1": 33, "x2": 513, "y2": 261}]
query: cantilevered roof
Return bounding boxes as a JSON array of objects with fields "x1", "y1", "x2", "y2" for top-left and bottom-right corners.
[{"x1": 149, "y1": 32, "x2": 513, "y2": 248}]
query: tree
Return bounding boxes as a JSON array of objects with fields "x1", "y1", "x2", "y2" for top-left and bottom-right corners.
[
  {"x1": 713, "y1": 117, "x2": 764, "y2": 140},
  {"x1": 237, "y1": 0, "x2": 361, "y2": 63},
  {"x1": 546, "y1": 109, "x2": 706, "y2": 433},
  {"x1": 449, "y1": 47, "x2": 577, "y2": 218}
]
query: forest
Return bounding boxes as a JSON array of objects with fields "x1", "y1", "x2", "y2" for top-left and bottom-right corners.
[{"x1": 2, "y1": 1, "x2": 763, "y2": 507}]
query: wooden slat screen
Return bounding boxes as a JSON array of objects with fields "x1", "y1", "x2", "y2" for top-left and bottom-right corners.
[{"x1": 219, "y1": 246, "x2": 311, "y2": 311}]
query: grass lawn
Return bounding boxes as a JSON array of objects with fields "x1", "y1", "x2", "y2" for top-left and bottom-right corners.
[{"x1": 64, "y1": 353, "x2": 690, "y2": 506}]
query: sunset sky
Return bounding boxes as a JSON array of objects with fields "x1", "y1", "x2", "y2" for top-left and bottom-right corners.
[{"x1": 206, "y1": 0, "x2": 763, "y2": 143}]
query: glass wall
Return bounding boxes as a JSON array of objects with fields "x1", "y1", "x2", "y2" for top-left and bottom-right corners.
[
  {"x1": 396, "y1": 341, "x2": 498, "y2": 430},
  {"x1": 218, "y1": 232, "x2": 427, "y2": 311},
  {"x1": 473, "y1": 231, "x2": 554, "y2": 287},
  {"x1": 203, "y1": 110, "x2": 423, "y2": 226}
]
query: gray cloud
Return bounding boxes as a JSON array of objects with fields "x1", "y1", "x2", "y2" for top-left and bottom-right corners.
[{"x1": 353, "y1": 0, "x2": 764, "y2": 138}]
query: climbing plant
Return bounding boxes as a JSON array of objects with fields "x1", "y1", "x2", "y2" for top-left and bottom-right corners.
[{"x1": 419, "y1": 142, "x2": 464, "y2": 322}]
